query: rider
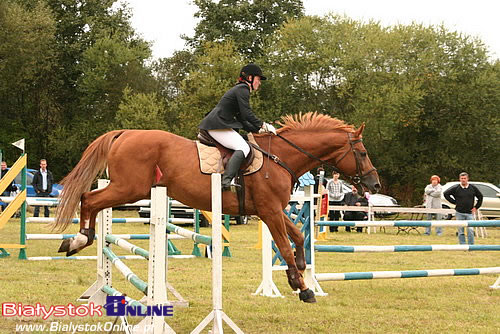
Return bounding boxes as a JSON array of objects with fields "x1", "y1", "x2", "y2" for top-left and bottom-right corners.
[{"x1": 199, "y1": 63, "x2": 276, "y2": 191}]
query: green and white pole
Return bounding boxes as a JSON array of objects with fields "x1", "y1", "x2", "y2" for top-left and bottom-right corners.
[
  {"x1": 18, "y1": 153, "x2": 27, "y2": 260},
  {"x1": 192, "y1": 209, "x2": 202, "y2": 257}
]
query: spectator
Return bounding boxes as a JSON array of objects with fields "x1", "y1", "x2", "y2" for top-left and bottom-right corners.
[
  {"x1": 343, "y1": 186, "x2": 368, "y2": 232},
  {"x1": 1, "y1": 161, "x2": 17, "y2": 211},
  {"x1": 424, "y1": 175, "x2": 443, "y2": 236},
  {"x1": 443, "y1": 172, "x2": 483, "y2": 245},
  {"x1": 325, "y1": 171, "x2": 344, "y2": 232},
  {"x1": 32, "y1": 159, "x2": 54, "y2": 217}
]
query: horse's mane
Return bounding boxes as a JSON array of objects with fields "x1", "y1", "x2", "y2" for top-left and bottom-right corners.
[{"x1": 276, "y1": 112, "x2": 355, "y2": 133}]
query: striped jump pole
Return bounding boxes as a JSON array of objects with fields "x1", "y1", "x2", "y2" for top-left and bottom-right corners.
[
  {"x1": 105, "y1": 234, "x2": 150, "y2": 259},
  {"x1": 102, "y1": 285, "x2": 147, "y2": 313},
  {"x1": 0, "y1": 196, "x2": 59, "y2": 207},
  {"x1": 166, "y1": 222, "x2": 211, "y2": 245},
  {"x1": 103, "y1": 247, "x2": 148, "y2": 294},
  {"x1": 26, "y1": 217, "x2": 150, "y2": 224},
  {"x1": 27, "y1": 254, "x2": 194, "y2": 261},
  {"x1": 315, "y1": 244, "x2": 500, "y2": 253},
  {"x1": 315, "y1": 267, "x2": 500, "y2": 282},
  {"x1": 27, "y1": 255, "x2": 145, "y2": 261},
  {"x1": 192, "y1": 173, "x2": 243, "y2": 334},
  {"x1": 316, "y1": 220, "x2": 500, "y2": 228},
  {"x1": 26, "y1": 233, "x2": 187, "y2": 241},
  {"x1": 101, "y1": 285, "x2": 146, "y2": 332}
]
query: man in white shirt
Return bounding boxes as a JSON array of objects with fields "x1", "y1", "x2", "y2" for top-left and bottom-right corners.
[
  {"x1": 325, "y1": 172, "x2": 345, "y2": 232},
  {"x1": 32, "y1": 159, "x2": 54, "y2": 217}
]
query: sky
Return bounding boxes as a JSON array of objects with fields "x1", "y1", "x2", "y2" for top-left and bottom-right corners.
[{"x1": 120, "y1": 0, "x2": 500, "y2": 60}]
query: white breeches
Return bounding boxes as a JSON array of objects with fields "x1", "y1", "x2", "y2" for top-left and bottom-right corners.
[{"x1": 207, "y1": 129, "x2": 250, "y2": 157}]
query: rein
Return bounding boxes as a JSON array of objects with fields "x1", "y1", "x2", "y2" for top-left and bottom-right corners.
[
  {"x1": 274, "y1": 132, "x2": 376, "y2": 186},
  {"x1": 275, "y1": 133, "x2": 341, "y2": 174},
  {"x1": 248, "y1": 142, "x2": 300, "y2": 188}
]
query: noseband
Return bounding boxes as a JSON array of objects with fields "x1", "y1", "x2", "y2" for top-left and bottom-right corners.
[
  {"x1": 334, "y1": 133, "x2": 377, "y2": 185},
  {"x1": 275, "y1": 132, "x2": 377, "y2": 186}
]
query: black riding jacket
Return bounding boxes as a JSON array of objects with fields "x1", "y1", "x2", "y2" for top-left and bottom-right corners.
[{"x1": 199, "y1": 82, "x2": 263, "y2": 133}]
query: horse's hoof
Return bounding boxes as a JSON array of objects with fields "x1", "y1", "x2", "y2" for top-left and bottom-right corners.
[
  {"x1": 299, "y1": 289, "x2": 316, "y2": 303},
  {"x1": 58, "y1": 239, "x2": 71, "y2": 253},
  {"x1": 66, "y1": 249, "x2": 78, "y2": 257}
]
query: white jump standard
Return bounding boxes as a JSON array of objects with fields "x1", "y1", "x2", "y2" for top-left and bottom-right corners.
[
  {"x1": 78, "y1": 181, "x2": 175, "y2": 333},
  {"x1": 192, "y1": 173, "x2": 244, "y2": 334}
]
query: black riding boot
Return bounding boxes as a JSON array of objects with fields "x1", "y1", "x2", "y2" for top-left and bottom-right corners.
[{"x1": 221, "y1": 150, "x2": 246, "y2": 191}]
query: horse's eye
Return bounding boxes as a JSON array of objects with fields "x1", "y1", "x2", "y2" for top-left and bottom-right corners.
[{"x1": 360, "y1": 151, "x2": 367, "y2": 157}]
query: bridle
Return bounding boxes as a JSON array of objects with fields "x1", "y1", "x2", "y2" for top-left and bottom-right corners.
[
  {"x1": 333, "y1": 133, "x2": 377, "y2": 185},
  {"x1": 273, "y1": 132, "x2": 377, "y2": 186}
]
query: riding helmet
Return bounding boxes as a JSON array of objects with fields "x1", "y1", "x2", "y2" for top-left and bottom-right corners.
[{"x1": 240, "y1": 63, "x2": 267, "y2": 80}]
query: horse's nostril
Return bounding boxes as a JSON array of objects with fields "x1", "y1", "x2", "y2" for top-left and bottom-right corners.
[{"x1": 374, "y1": 183, "x2": 381, "y2": 193}]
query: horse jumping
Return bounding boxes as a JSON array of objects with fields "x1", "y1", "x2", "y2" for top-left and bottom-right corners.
[{"x1": 55, "y1": 112, "x2": 381, "y2": 303}]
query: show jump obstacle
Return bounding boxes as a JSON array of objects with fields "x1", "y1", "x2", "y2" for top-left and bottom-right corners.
[
  {"x1": 0, "y1": 153, "x2": 27, "y2": 259},
  {"x1": 78, "y1": 175, "x2": 243, "y2": 334},
  {"x1": 192, "y1": 173, "x2": 244, "y2": 334},
  {"x1": 255, "y1": 185, "x2": 500, "y2": 299},
  {"x1": 78, "y1": 180, "x2": 176, "y2": 333},
  {"x1": 1, "y1": 189, "x2": 230, "y2": 261}
]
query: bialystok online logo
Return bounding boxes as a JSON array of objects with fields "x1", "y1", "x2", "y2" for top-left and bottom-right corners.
[
  {"x1": 2, "y1": 302, "x2": 101, "y2": 319},
  {"x1": 2, "y1": 297, "x2": 173, "y2": 319},
  {"x1": 104, "y1": 296, "x2": 173, "y2": 317}
]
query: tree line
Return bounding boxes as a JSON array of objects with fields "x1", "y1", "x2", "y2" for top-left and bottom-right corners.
[{"x1": 1, "y1": 0, "x2": 498, "y2": 205}]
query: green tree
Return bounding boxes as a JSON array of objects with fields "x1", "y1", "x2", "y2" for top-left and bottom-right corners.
[
  {"x1": 186, "y1": 0, "x2": 304, "y2": 58},
  {"x1": 115, "y1": 87, "x2": 169, "y2": 130},
  {"x1": 152, "y1": 50, "x2": 197, "y2": 102},
  {"x1": 42, "y1": 0, "x2": 155, "y2": 177},
  {"x1": 0, "y1": 1, "x2": 57, "y2": 166},
  {"x1": 260, "y1": 15, "x2": 499, "y2": 203},
  {"x1": 171, "y1": 41, "x2": 245, "y2": 138}
]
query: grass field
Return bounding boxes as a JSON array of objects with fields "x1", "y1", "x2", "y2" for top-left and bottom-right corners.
[{"x1": 0, "y1": 210, "x2": 499, "y2": 334}]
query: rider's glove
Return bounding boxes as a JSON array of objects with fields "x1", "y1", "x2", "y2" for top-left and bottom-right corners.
[{"x1": 260, "y1": 122, "x2": 277, "y2": 135}]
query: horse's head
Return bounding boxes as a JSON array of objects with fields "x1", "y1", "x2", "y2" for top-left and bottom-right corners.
[
  {"x1": 274, "y1": 112, "x2": 381, "y2": 193},
  {"x1": 333, "y1": 123, "x2": 381, "y2": 194}
]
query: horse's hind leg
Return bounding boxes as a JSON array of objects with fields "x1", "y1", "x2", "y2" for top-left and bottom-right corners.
[
  {"x1": 58, "y1": 182, "x2": 150, "y2": 256},
  {"x1": 282, "y1": 212, "x2": 306, "y2": 273},
  {"x1": 259, "y1": 210, "x2": 316, "y2": 303}
]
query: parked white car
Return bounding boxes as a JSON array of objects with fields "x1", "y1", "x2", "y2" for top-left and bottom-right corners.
[
  {"x1": 441, "y1": 181, "x2": 500, "y2": 219},
  {"x1": 292, "y1": 179, "x2": 399, "y2": 216}
]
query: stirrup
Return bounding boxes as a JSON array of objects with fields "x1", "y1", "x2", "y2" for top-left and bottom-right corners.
[{"x1": 222, "y1": 179, "x2": 241, "y2": 192}]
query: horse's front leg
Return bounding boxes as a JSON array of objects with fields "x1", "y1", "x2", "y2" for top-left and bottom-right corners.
[
  {"x1": 282, "y1": 212, "x2": 306, "y2": 274},
  {"x1": 259, "y1": 210, "x2": 316, "y2": 303}
]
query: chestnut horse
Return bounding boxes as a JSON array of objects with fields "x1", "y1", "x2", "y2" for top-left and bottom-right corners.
[{"x1": 54, "y1": 112, "x2": 380, "y2": 303}]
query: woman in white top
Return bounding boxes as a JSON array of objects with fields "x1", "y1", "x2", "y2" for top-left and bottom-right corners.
[{"x1": 424, "y1": 175, "x2": 443, "y2": 236}]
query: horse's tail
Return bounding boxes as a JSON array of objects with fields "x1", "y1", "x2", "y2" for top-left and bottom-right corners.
[{"x1": 53, "y1": 130, "x2": 126, "y2": 231}]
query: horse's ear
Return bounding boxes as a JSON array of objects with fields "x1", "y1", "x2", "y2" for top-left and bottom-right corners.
[{"x1": 354, "y1": 123, "x2": 365, "y2": 137}]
